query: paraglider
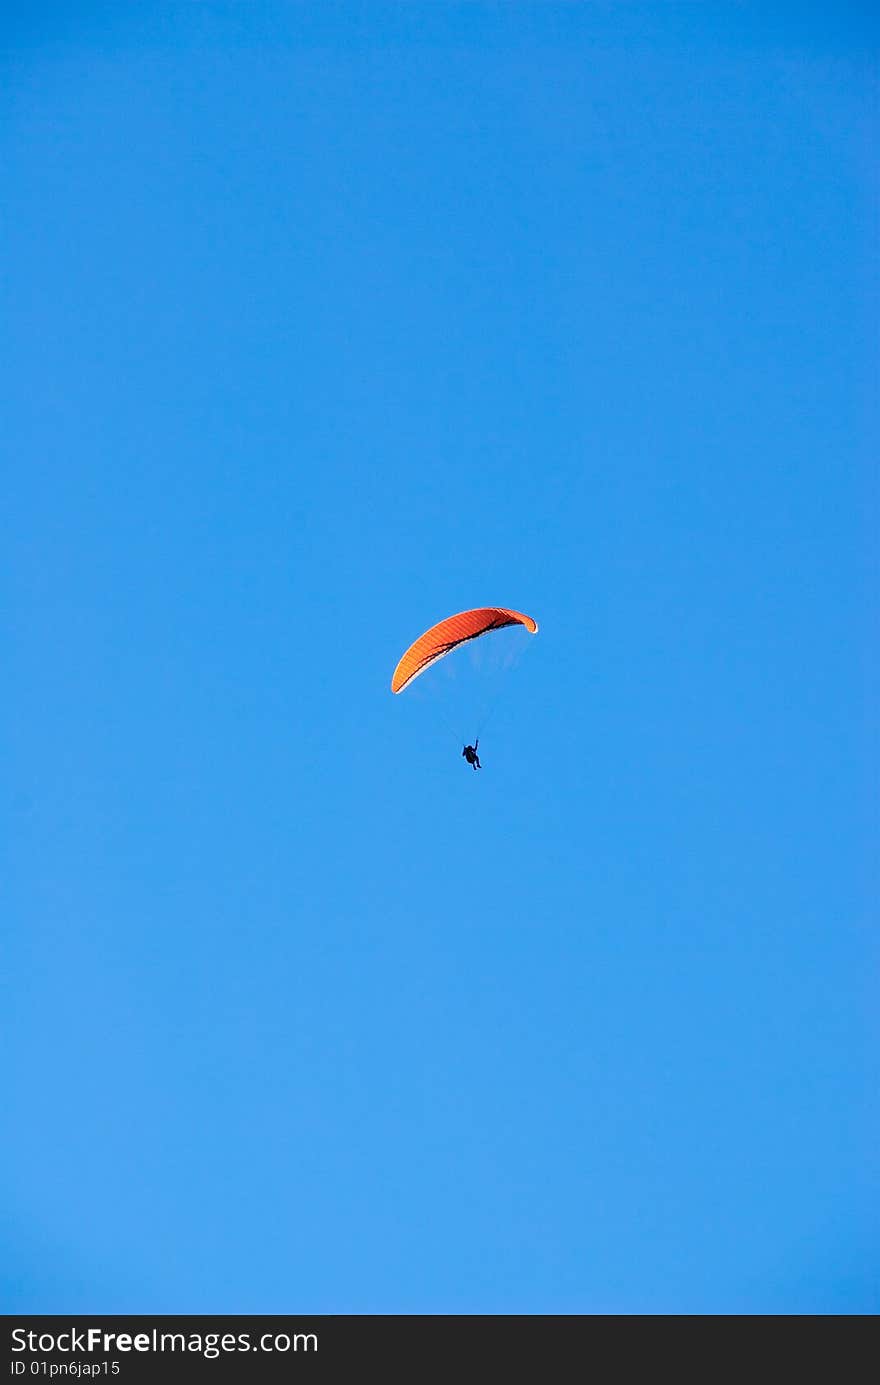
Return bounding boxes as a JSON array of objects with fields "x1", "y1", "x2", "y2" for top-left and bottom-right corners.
[
  {"x1": 462, "y1": 741, "x2": 481, "y2": 770},
  {"x1": 391, "y1": 607, "x2": 538, "y2": 767}
]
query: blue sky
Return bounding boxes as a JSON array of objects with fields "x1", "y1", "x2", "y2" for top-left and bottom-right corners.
[{"x1": 4, "y1": 4, "x2": 877, "y2": 1313}]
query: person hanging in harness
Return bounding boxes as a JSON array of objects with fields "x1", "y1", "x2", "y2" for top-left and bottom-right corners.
[{"x1": 462, "y1": 740, "x2": 481, "y2": 770}]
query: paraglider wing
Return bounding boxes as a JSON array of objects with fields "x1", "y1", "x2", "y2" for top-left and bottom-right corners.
[{"x1": 391, "y1": 607, "x2": 538, "y2": 693}]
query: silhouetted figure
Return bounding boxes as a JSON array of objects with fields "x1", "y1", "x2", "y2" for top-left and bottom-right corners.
[{"x1": 462, "y1": 741, "x2": 481, "y2": 770}]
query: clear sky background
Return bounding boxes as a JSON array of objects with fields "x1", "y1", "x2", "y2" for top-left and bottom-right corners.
[{"x1": 4, "y1": 4, "x2": 877, "y2": 1314}]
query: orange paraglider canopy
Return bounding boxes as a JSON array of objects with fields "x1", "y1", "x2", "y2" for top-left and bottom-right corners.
[{"x1": 391, "y1": 607, "x2": 538, "y2": 693}]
